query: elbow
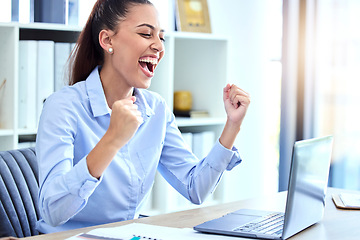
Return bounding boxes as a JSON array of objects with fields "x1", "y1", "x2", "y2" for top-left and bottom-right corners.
[
  {"x1": 192, "y1": 200, "x2": 203, "y2": 205},
  {"x1": 41, "y1": 209, "x2": 72, "y2": 228},
  {"x1": 40, "y1": 210, "x2": 62, "y2": 227},
  {"x1": 189, "y1": 194, "x2": 205, "y2": 205},
  {"x1": 188, "y1": 184, "x2": 211, "y2": 205},
  {"x1": 39, "y1": 198, "x2": 70, "y2": 227}
]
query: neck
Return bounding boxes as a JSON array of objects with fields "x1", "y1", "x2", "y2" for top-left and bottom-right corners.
[{"x1": 99, "y1": 64, "x2": 133, "y2": 109}]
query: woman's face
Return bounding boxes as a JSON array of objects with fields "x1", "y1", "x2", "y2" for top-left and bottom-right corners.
[{"x1": 108, "y1": 4, "x2": 165, "y2": 89}]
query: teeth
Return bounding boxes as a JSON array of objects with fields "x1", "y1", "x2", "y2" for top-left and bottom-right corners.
[{"x1": 139, "y1": 58, "x2": 158, "y2": 65}]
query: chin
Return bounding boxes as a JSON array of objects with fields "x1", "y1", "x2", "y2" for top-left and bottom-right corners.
[{"x1": 136, "y1": 79, "x2": 152, "y2": 89}]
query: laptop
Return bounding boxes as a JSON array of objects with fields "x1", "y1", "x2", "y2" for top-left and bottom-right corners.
[{"x1": 194, "y1": 136, "x2": 333, "y2": 240}]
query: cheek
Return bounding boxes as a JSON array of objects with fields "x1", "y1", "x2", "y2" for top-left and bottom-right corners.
[
  {"x1": 115, "y1": 49, "x2": 136, "y2": 68},
  {"x1": 159, "y1": 51, "x2": 165, "y2": 63}
]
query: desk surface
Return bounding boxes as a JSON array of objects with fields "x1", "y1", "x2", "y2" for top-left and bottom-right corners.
[{"x1": 25, "y1": 188, "x2": 360, "y2": 240}]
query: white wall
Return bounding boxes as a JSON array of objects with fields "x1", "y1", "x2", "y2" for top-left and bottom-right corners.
[
  {"x1": 206, "y1": 0, "x2": 279, "y2": 201},
  {"x1": 151, "y1": 0, "x2": 280, "y2": 202}
]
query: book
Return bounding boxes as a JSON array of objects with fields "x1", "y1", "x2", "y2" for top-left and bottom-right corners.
[
  {"x1": 54, "y1": 42, "x2": 71, "y2": 92},
  {"x1": 181, "y1": 132, "x2": 193, "y2": 151},
  {"x1": 152, "y1": 172, "x2": 179, "y2": 213},
  {"x1": 34, "y1": 0, "x2": 66, "y2": 24},
  {"x1": 36, "y1": 40, "x2": 55, "y2": 124},
  {"x1": 18, "y1": 40, "x2": 37, "y2": 130},
  {"x1": 192, "y1": 131, "x2": 215, "y2": 160},
  {"x1": 11, "y1": 0, "x2": 19, "y2": 21},
  {"x1": 174, "y1": 110, "x2": 210, "y2": 118},
  {"x1": 67, "y1": 0, "x2": 79, "y2": 25}
]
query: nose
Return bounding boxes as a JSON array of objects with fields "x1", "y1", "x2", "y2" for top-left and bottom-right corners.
[{"x1": 151, "y1": 37, "x2": 165, "y2": 53}]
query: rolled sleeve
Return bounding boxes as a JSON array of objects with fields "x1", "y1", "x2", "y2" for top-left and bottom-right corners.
[
  {"x1": 65, "y1": 155, "x2": 101, "y2": 199},
  {"x1": 206, "y1": 139, "x2": 242, "y2": 172}
]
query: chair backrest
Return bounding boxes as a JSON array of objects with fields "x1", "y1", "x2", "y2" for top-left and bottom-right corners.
[{"x1": 0, "y1": 147, "x2": 40, "y2": 238}]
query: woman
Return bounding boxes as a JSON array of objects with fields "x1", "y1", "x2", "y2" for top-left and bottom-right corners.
[{"x1": 36, "y1": 0, "x2": 250, "y2": 233}]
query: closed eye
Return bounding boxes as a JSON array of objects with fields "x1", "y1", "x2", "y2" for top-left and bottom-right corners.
[
  {"x1": 139, "y1": 33, "x2": 151, "y2": 38},
  {"x1": 139, "y1": 33, "x2": 166, "y2": 42}
]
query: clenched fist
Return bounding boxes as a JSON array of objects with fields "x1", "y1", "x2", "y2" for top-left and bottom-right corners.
[{"x1": 107, "y1": 96, "x2": 143, "y2": 149}]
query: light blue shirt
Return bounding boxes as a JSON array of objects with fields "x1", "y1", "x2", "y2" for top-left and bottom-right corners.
[{"x1": 36, "y1": 66, "x2": 242, "y2": 233}]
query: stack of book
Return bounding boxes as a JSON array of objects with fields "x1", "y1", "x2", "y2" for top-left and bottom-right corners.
[
  {"x1": 0, "y1": 0, "x2": 85, "y2": 25},
  {"x1": 18, "y1": 40, "x2": 76, "y2": 130}
]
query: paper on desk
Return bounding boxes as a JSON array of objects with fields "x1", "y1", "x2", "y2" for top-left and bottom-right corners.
[{"x1": 65, "y1": 223, "x2": 239, "y2": 240}]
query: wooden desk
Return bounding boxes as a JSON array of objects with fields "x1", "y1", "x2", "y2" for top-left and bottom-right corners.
[{"x1": 24, "y1": 188, "x2": 360, "y2": 240}]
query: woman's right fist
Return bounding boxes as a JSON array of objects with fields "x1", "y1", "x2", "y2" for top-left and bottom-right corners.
[{"x1": 107, "y1": 96, "x2": 143, "y2": 149}]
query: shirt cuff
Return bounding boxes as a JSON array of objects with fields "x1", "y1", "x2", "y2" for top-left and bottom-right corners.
[
  {"x1": 207, "y1": 139, "x2": 242, "y2": 172},
  {"x1": 65, "y1": 155, "x2": 101, "y2": 199}
]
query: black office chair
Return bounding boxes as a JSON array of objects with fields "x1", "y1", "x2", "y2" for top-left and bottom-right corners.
[{"x1": 0, "y1": 147, "x2": 40, "y2": 238}]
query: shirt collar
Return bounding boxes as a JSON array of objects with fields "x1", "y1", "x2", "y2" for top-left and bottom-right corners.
[
  {"x1": 86, "y1": 66, "x2": 110, "y2": 117},
  {"x1": 86, "y1": 66, "x2": 155, "y2": 119},
  {"x1": 133, "y1": 88, "x2": 155, "y2": 120}
]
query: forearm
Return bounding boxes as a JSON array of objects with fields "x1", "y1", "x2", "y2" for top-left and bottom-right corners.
[
  {"x1": 219, "y1": 119, "x2": 241, "y2": 150},
  {"x1": 86, "y1": 130, "x2": 126, "y2": 179}
]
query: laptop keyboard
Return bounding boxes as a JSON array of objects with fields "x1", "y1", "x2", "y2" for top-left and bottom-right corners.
[{"x1": 233, "y1": 212, "x2": 284, "y2": 236}]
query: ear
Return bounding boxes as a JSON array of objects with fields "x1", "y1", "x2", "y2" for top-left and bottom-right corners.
[{"x1": 99, "y1": 29, "x2": 114, "y2": 53}]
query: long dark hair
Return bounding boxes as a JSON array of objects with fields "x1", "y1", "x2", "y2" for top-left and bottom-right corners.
[{"x1": 68, "y1": 0, "x2": 153, "y2": 85}]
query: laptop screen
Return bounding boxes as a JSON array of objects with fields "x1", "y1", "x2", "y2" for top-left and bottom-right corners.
[{"x1": 282, "y1": 136, "x2": 333, "y2": 239}]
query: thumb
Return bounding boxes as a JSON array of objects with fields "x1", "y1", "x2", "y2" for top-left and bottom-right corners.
[{"x1": 224, "y1": 97, "x2": 234, "y2": 110}]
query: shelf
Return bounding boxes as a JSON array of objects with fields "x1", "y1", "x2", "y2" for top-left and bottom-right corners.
[
  {"x1": 19, "y1": 22, "x2": 82, "y2": 32},
  {"x1": 0, "y1": 129, "x2": 14, "y2": 136},
  {"x1": 0, "y1": 22, "x2": 82, "y2": 31},
  {"x1": 168, "y1": 31, "x2": 228, "y2": 41},
  {"x1": 0, "y1": 22, "x2": 228, "y2": 40},
  {"x1": 176, "y1": 117, "x2": 226, "y2": 127},
  {"x1": 18, "y1": 129, "x2": 37, "y2": 135}
]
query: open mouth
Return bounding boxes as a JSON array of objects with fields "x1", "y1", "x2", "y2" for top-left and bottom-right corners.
[{"x1": 139, "y1": 57, "x2": 158, "y2": 77}]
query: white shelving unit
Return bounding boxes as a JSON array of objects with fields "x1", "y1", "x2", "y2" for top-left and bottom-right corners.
[
  {"x1": 0, "y1": 22, "x2": 81, "y2": 150},
  {"x1": 0, "y1": 22, "x2": 230, "y2": 214}
]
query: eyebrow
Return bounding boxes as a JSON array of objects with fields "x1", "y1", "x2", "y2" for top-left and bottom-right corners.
[{"x1": 136, "y1": 23, "x2": 165, "y2": 33}]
